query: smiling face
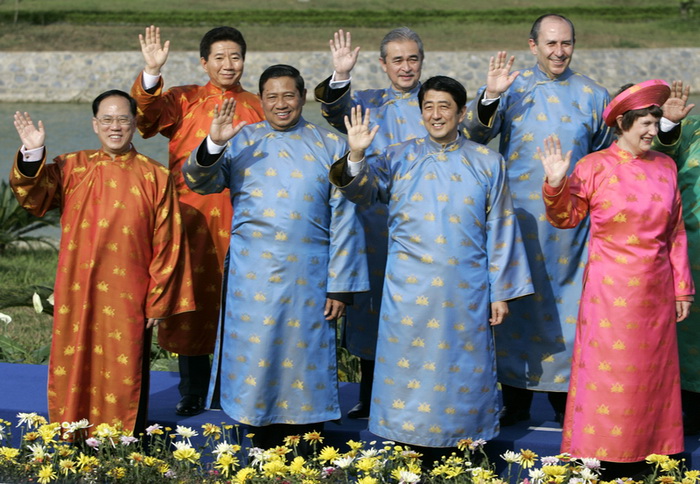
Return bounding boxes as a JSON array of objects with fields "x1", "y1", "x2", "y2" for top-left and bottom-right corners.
[
  {"x1": 421, "y1": 89, "x2": 466, "y2": 145},
  {"x1": 528, "y1": 17, "x2": 574, "y2": 79},
  {"x1": 379, "y1": 40, "x2": 423, "y2": 92},
  {"x1": 92, "y1": 95, "x2": 135, "y2": 157},
  {"x1": 616, "y1": 113, "x2": 660, "y2": 156},
  {"x1": 261, "y1": 76, "x2": 306, "y2": 131},
  {"x1": 201, "y1": 40, "x2": 244, "y2": 90}
]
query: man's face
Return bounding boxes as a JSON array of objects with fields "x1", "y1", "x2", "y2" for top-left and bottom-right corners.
[
  {"x1": 421, "y1": 89, "x2": 466, "y2": 145},
  {"x1": 201, "y1": 40, "x2": 244, "y2": 90},
  {"x1": 92, "y1": 96, "x2": 136, "y2": 157},
  {"x1": 261, "y1": 76, "x2": 306, "y2": 131},
  {"x1": 528, "y1": 17, "x2": 574, "y2": 79},
  {"x1": 379, "y1": 40, "x2": 422, "y2": 92}
]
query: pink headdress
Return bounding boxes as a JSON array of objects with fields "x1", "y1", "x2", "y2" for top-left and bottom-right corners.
[{"x1": 602, "y1": 79, "x2": 670, "y2": 127}]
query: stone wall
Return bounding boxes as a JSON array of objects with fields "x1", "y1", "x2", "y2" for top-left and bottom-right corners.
[{"x1": 1, "y1": 48, "x2": 698, "y2": 102}]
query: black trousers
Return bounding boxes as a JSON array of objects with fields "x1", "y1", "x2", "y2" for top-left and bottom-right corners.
[
  {"x1": 177, "y1": 354, "x2": 211, "y2": 398},
  {"x1": 501, "y1": 384, "x2": 567, "y2": 416}
]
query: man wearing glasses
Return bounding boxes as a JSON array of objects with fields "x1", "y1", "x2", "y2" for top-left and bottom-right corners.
[{"x1": 9, "y1": 90, "x2": 194, "y2": 436}]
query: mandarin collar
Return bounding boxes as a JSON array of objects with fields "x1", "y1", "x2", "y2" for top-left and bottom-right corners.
[
  {"x1": 532, "y1": 64, "x2": 573, "y2": 83},
  {"x1": 610, "y1": 140, "x2": 652, "y2": 161},
  {"x1": 204, "y1": 81, "x2": 244, "y2": 95},
  {"x1": 426, "y1": 131, "x2": 464, "y2": 152},
  {"x1": 387, "y1": 82, "x2": 422, "y2": 99}
]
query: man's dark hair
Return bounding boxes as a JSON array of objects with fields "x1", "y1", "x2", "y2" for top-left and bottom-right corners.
[
  {"x1": 611, "y1": 83, "x2": 663, "y2": 135},
  {"x1": 418, "y1": 76, "x2": 467, "y2": 110},
  {"x1": 92, "y1": 89, "x2": 137, "y2": 116},
  {"x1": 529, "y1": 14, "x2": 576, "y2": 44},
  {"x1": 380, "y1": 27, "x2": 424, "y2": 61},
  {"x1": 258, "y1": 64, "x2": 305, "y2": 96},
  {"x1": 200, "y1": 26, "x2": 247, "y2": 60}
]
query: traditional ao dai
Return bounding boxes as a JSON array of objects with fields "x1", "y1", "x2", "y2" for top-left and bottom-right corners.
[
  {"x1": 543, "y1": 142, "x2": 693, "y2": 462},
  {"x1": 464, "y1": 65, "x2": 612, "y2": 392},
  {"x1": 183, "y1": 119, "x2": 369, "y2": 426},
  {"x1": 331, "y1": 135, "x2": 533, "y2": 447}
]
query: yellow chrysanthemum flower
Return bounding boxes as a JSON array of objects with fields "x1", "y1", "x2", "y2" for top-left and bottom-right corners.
[{"x1": 37, "y1": 464, "x2": 57, "y2": 484}]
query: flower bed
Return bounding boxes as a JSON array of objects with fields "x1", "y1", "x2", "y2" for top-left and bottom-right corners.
[{"x1": 0, "y1": 413, "x2": 697, "y2": 483}]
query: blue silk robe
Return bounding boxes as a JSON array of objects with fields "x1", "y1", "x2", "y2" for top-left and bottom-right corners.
[
  {"x1": 464, "y1": 65, "x2": 612, "y2": 392},
  {"x1": 315, "y1": 79, "x2": 427, "y2": 359},
  {"x1": 183, "y1": 119, "x2": 369, "y2": 426},
  {"x1": 331, "y1": 135, "x2": 534, "y2": 447}
]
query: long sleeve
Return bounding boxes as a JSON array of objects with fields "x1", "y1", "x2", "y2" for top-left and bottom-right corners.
[
  {"x1": 542, "y1": 170, "x2": 591, "y2": 230},
  {"x1": 182, "y1": 140, "x2": 230, "y2": 194},
  {"x1": 485, "y1": 156, "x2": 534, "y2": 302},
  {"x1": 146, "y1": 174, "x2": 196, "y2": 318},
  {"x1": 130, "y1": 72, "x2": 182, "y2": 139},
  {"x1": 329, "y1": 152, "x2": 392, "y2": 207},
  {"x1": 9, "y1": 150, "x2": 62, "y2": 216},
  {"x1": 314, "y1": 75, "x2": 356, "y2": 135},
  {"x1": 668, "y1": 184, "x2": 695, "y2": 299},
  {"x1": 326, "y1": 184, "x2": 370, "y2": 293}
]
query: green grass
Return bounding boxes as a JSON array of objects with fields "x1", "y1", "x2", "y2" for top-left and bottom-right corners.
[
  {"x1": 0, "y1": 246, "x2": 56, "y2": 364},
  {"x1": 0, "y1": 1, "x2": 697, "y2": 51}
]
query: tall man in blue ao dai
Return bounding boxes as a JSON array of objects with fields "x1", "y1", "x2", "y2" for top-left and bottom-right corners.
[
  {"x1": 463, "y1": 13, "x2": 613, "y2": 425},
  {"x1": 314, "y1": 27, "x2": 430, "y2": 419},
  {"x1": 331, "y1": 76, "x2": 534, "y2": 453},
  {"x1": 182, "y1": 64, "x2": 369, "y2": 449}
]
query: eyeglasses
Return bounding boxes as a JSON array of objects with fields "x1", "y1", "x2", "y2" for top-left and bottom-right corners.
[{"x1": 96, "y1": 116, "x2": 133, "y2": 126}]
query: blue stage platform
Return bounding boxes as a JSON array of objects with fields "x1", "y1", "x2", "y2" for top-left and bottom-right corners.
[{"x1": 2, "y1": 362, "x2": 698, "y2": 468}]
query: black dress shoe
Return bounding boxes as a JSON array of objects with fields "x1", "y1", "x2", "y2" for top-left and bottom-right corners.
[
  {"x1": 499, "y1": 407, "x2": 530, "y2": 427},
  {"x1": 347, "y1": 401, "x2": 370, "y2": 419},
  {"x1": 175, "y1": 395, "x2": 205, "y2": 416}
]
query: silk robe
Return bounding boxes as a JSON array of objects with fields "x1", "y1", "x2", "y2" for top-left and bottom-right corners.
[
  {"x1": 131, "y1": 74, "x2": 264, "y2": 355},
  {"x1": 10, "y1": 148, "x2": 194, "y2": 432},
  {"x1": 653, "y1": 115, "x2": 700, "y2": 392},
  {"x1": 183, "y1": 119, "x2": 369, "y2": 426},
  {"x1": 543, "y1": 142, "x2": 693, "y2": 462},
  {"x1": 331, "y1": 135, "x2": 534, "y2": 447},
  {"x1": 464, "y1": 65, "x2": 613, "y2": 392},
  {"x1": 315, "y1": 79, "x2": 426, "y2": 359}
]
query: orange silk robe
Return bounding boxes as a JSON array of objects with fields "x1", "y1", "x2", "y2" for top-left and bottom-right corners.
[
  {"x1": 131, "y1": 74, "x2": 264, "y2": 355},
  {"x1": 10, "y1": 148, "x2": 195, "y2": 432}
]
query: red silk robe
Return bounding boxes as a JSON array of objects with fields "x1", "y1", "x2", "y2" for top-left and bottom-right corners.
[
  {"x1": 10, "y1": 148, "x2": 194, "y2": 432},
  {"x1": 131, "y1": 74, "x2": 264, "y2": 355}
]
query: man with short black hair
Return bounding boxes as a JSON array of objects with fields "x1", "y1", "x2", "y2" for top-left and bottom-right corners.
[
  {"x1": 131, "y1": 25, "x2": 265, "y2": 416},
  {"x1": 334, "y1": 76, "x2": 533, "y2": 457},
  {"x1": 10, "y1": 90, "x2": 193, "y2": 435},
  {"x1": 184, "y1": 64, "x2": 369, "y2": 449}
]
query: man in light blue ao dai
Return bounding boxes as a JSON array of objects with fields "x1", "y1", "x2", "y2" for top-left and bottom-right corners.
[
  {"x1": 463, "y1": 14, "x2": 612, "y2": 424},
  {"x1": 331, "y1": 76, "x2": 533, "y2": 450},
  {"x1": 314, "y1": 28, "x2": 430, "y2": 418},
  {"x1": 183, "y1": 65, "x2": 369, "y2": 448}
]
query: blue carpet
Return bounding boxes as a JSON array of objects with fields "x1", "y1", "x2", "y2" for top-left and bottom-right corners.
[{"x1": 1, "y1": 362, "x2": 698, "y2": 468}]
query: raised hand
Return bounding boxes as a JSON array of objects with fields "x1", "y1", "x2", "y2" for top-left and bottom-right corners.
[
  {"x1": 484, "y1": 51, "x2": 519, "y2": 99},
  {"x1": 538, "y1": 135, "x2": 572, "y2": 188},
  {"x1": 330, "y1": 29, "x2": 361, "y2": 81},
  {"x1": 14, "y1": 111, "x2": 46, "y2": 150},
  {"x1": 662, "y1": 80, "x2": 695, "y2": 123},
  {"x1": 344, "y1": 106, "x2": 379, "y2": 161},
  {"x1": 209, "y1": 98, "x2": 247, "y2": 146},
  {"x1": 139, "y1": 25, "x2": 170, "y2": 76}
]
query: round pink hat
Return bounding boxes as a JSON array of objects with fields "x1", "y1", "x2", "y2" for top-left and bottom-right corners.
[{"x1": 602, "y1": 79, "x2": 670, "y2": 127}]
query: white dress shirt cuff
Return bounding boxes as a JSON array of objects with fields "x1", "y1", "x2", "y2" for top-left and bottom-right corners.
[
  {"x1": 480, "y1": 96, "x2": 500, "y2": 105},
  {"x1": 19, "y1": 146, "x2": 45, "y2": 162},
  {"x1": 329, "y1": 71, "x2": 352, "y2": 90},
  {"x1": 142, "y1": 71, "x2": 161, "y2": 90},
  {"x1": 206, "y1": 136, "x2": 227, "y2": 155},
  {"x1": 660, "y1": 117, "x2": 679, "y2": 133},
  {"x1": 346, "y1": 156, "x2": 365, "y2": 177}
]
